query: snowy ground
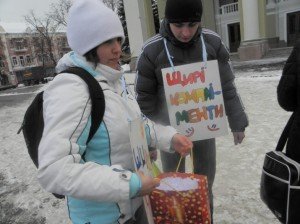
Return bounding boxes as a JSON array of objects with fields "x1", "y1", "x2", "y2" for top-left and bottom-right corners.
[
  {"x1": 213, "y1": 69, "x2": 288, "y2": 224},
  {"x1": 0, "y1": 65, "x2": 289, "y2": 223}
]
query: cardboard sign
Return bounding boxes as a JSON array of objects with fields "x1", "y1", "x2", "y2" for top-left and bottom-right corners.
[
  {"x1": 162, "y1": 60, "x2": 228, "y2": 141},
  {"x1": 129, "y1": 117, "x2": 154, "y2": 224}
]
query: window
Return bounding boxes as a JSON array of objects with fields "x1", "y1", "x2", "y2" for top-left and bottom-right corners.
[
  {"x1": 15, "y1": 40, "x2": 23, "y2": 50},
  {"x1": 11, "y1": 38, "x2": 28, "y2": 50},
  {"x1": 10, "y1": 39, "x2": 14, "y2": 48},
  {"x1": 12, "y1": 57, "x2": 18, "y2": 66},
  {"x1": 61, "y1": 37, "x2": 67, "y2": 47},
  {"x1": 26, "y1": 55, "x2": 31, "y2": 64},
  {"x1": 20, "y1": 56, "x2": 25, "y2": 66}
]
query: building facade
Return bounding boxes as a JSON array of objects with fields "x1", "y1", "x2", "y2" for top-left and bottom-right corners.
[
  {"x1": 0, "y1": 22, "x2": 70, "y2": 86},
  {"x1": 214, "y1": 0, "x2": 300, "y2": 52},
  {"x1": 124, "y1": 0, "x2": 300, "y2": 61}
]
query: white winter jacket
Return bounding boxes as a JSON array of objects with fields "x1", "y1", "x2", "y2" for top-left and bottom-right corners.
[{"x1": 37, "y1": 52, "x2": 177, "y2": 224}]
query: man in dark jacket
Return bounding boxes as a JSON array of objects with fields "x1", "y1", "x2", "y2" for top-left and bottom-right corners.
[
  {"x1": 135, "y1": 0, "x2": 249, "y2": 218},
  {"x1": 277, "y1": 40, "x2": 300, "y2": 162}
]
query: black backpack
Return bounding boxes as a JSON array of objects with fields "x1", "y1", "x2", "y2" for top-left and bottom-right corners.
[{"x1": 17, "y1": 67, "x2": 105, "y2": 198}]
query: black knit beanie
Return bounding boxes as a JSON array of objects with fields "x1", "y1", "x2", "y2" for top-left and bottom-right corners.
[{"x1": 165, "y1": 0, "x2": 203, "y2": 23}]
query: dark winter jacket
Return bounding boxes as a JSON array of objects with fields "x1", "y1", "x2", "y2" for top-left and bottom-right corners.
[
  {"x1": 136, "y1": 20, "x2": 248, "y2": 132},
  {"x1": 277, "y1": 40, "x2": 300, "y2": 162}
]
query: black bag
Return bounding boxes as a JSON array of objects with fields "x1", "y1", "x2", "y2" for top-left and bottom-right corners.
[
  {"x1": 260, "y1": 113, "x2": 300, "y2": 224},
  {"x1": 17, "y1": 67, "x2": 105, "y2": 198}
]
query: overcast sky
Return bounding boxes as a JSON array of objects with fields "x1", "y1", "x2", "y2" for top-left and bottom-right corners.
[{"x1": 0, "y1": 0, "x2": 61, "y2": 23}]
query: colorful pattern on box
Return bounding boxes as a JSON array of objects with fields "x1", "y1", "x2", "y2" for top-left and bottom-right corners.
[{"x1": 150, "y1": 172, "x2": 211, "y2": 224}]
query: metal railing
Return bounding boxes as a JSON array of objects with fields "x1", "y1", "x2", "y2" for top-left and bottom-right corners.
[
  {"x1": 219, "y1": 2, "x2": 239, "y2": 15},
  {"x1": 219, "y1": 0, "x2": 290, "y2": 15}
]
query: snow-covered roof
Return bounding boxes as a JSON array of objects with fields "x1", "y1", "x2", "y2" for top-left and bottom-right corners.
[{"x1": 0, "y1": 22, "x2": 31, "y2": 34}]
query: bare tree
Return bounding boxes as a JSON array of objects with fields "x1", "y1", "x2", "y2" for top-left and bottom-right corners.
[
  {"x1": 49, "y1": 0, "x2": 72, "y2": 27},
  {"x1": 0, "y1": 39, "x2": 6, "y2": 84},
  {"x1": 0, "y1": 38, "x2": 4, "y2": 60},
  {"x1": 25, "y1": 10, "x2": 58, "y2": 73},
  {"x1": 103, "y1": 0, "x2": 119, "y2": 11}
]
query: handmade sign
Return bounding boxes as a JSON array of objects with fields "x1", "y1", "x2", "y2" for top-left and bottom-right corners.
[
  {"x1": 161, "y1": 61, "x2": 228, "y2": 141},
  {"x1": 129, "y1": 117, "x2": 154, "y2": 224},
  {"x1": 150, "y1": 172, "x2": 211, "y2": 224}
]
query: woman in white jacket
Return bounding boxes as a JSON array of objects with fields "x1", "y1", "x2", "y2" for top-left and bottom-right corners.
[{"x1": 37, "y1": 0, "x2": 193, "y2": 223}]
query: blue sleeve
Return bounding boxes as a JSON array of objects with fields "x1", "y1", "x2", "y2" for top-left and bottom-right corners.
[
  {"x1": 145, "y1": 124, "x2": 151, "y2": 146},
  {"x1": 129, "y1": 173, "x2": 142, "y2": 198}
]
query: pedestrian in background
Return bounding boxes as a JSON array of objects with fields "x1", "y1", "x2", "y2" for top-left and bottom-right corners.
[
  {"x1": 37, "y1": 0, "x2": 193, "y2": 223},
  {"x1": 135, "y1": 0, "x2": 249, "y2": 219},
  {"x1": 277, "y1": 39, "x2": 300, "y2": 163}
]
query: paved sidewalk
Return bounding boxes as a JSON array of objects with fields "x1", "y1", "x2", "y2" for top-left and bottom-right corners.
[{"x1": 230, "y1": 47, "x2": 293, "y2": 71}]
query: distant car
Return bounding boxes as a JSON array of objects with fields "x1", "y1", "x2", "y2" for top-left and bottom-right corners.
[{"x1": 44, "y1": 77, "x2": 54, "y2": 82}]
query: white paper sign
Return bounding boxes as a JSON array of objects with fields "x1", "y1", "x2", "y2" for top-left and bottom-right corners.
[
  {"x1": 129, "y1": 117, "x2": 154, "y2": 224},
  {"x1": 162, "y1": 60, "x2": 228, "y2": 141}
]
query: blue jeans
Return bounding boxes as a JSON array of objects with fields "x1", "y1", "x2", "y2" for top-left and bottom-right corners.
[{"x1": 160, "y1": 138, "x2": 216, "y2": 218}]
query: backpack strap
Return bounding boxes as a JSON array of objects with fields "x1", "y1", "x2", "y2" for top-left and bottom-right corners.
[{"x1": 61, "y1": 67, "x2": 105, "y2": 144}]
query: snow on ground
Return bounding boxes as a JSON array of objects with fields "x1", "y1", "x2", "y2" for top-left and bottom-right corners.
[
  {"x1": 0, "y1": 68, "x2": 289, "y2": 223},
  {"x1": 0, "y1": 94, "x2": 71, "y2": 223},
  {"x1": 213, "y1": 69, "x2": 288, "y2": 224}
]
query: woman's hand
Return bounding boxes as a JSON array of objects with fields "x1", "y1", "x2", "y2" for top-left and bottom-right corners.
[
  {"x1": 137, "y1": 171, "x2": 160, "y2": 196},
  {"x1": 171, "y1": 134, "x2": 193, "y2": 157}
]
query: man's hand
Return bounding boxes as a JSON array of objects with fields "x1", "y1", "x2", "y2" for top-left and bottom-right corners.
[
  {"x1": 171, "y1": 134, "x2": 193, "y2": 157},
  {"x1": 137, "y1": 171, "x2": 160, "y2": 196},
  {"x1": 232, "y1": 132, "x2": 245, "y2": 145}
]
